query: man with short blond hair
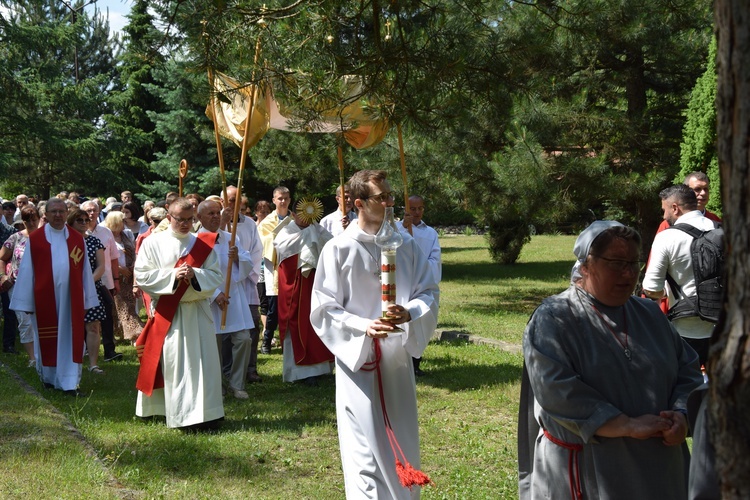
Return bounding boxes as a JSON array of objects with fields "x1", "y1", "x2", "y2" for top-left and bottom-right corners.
[
  {"x1": 399, "y1": 194, "x2": 441, "y2": 376},
  {"x1": 320, "y1": 184, "x2": 357, "y2": 237},
  {"x1": 257, "y1": 186, "x2": 292, "y2": 354}
]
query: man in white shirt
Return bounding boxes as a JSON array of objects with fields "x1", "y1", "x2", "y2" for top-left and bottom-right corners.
[
  {"x1": 643, "y1": 184, "x2": 718, "y2": 365},
  {"x1": 320, "y1": 184, "x2": 357, "y2": 237},
  {"x1": 400, "y1": 195, "x2": 441, "y2": 376},
  {"x1": 14, "y1": 194, "x2": 31, "y2": 219}
]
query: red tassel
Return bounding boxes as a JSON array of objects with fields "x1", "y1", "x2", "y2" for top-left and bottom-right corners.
[{"x1": 395, "y1": 459, "x2": 433, "y2": 489}]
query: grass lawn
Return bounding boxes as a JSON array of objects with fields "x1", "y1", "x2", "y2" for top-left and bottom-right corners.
[
  {"x1": 439, "y1": 234, "x2": 575, "y2": 344},
  {"x1": 0, "y1": 234, "x2": 573, "y2": 499}
]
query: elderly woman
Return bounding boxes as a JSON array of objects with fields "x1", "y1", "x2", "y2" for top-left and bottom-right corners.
[
  {"x1": 518, "y1": 221, "x2": 703, "y2": 500},
  {"x1": 138, "y1": 200, "x2": 155, "y2": 224},
  {"x1": 133, "y1": 206, "x2": 167, "y2": 320},
  {"x1": 103, "y1": 211, "x2": 144, "y2": 342},
  {"x1": 0, "y1": 206, "x2": 40, "y2": 366},
  {"x1": 68, "y1": 209, "x2": 107, "y2": 374}
]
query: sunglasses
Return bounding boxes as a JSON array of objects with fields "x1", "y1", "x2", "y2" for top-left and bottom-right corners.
[{"x1": 75, "y1": 218, "x2": 91, "y2": 225}]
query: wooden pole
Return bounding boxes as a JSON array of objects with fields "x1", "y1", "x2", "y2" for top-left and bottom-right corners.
[
  {"x1": 221, "y1": 35, "x2": 263, "y2": 329},
  {"x1": 178, "y1": 159, "x2": 188, "y2": 197},
  {"x1": 396, "y1": 123, "x2": 412, "y2": 235},
  {"x1": 207, "y1": 68, "x2": 229, "y2": 208},
  {"x1": 337, "y1": 144, "x2": 346, "y2": 216}
]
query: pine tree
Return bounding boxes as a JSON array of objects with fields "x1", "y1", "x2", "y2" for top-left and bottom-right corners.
[
  {"x1": 103, "y1": 0, "x2": 168, "y2": 200},
  {"x1": 679, "y1": 36, "x2": 721, "y2": 215},
  {"x1": 0, "y1": 0, "x2": 117, "y2": 199}
]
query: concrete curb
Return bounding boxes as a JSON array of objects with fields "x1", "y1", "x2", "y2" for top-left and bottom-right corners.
[{"x1": 437, "y1": 329, "x2": 522, "y2": 355}]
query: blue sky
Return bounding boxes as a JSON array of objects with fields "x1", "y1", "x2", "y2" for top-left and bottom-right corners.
[{"x1": 86, "y1": 0, "x2": 133, "y2": 37}]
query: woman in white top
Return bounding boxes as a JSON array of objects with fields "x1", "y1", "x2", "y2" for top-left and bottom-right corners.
[{"x1": 103, "y1": 211, "x2": 145, "y2": 342}]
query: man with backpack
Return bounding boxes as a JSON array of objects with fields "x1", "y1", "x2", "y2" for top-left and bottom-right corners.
[{"x1": 643, "y1": 184, "x2": 722, "y2": 366}]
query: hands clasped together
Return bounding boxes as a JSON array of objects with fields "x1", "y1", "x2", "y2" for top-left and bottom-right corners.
[
  {"x1": 175, "y1": 263, "x2": 195, "y2": 283},
  {"x1": 602, "y1": 411, "x2": 689, "y2": 446}
]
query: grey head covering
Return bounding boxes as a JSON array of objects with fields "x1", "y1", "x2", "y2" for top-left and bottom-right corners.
[{"x1": 573, "y1": 220, "x2": 625, "y2": 264}]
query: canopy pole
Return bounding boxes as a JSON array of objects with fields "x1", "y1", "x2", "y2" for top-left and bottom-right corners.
[
  {"x1": 337, "y1": 144, "x2": 346, "y2": 217},
  {"x1": 221, "y1": 34, "x2": 263, "y2": 329},
  {"x1": 396, "y1": 123, "x2": 412, "y2": 235},
  {"x1": 207, "y1": 68, "x2": 229, "y2": 207}
]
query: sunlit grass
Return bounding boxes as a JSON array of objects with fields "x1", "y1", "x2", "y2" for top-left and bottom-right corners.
[
  {"x1": 438, "y1": 234, "x2": 575, "y2": 344},
  {"x1": 0, "y1": 234, "x2": 575, "y2": 498}
]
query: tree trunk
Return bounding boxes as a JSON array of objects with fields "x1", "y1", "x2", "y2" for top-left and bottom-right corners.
[{"x1": 711, "y1": 0, "x2": 750, "y2": 497}]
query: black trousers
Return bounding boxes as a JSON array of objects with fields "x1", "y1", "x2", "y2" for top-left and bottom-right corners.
[
  {"x1": 1, "y1": 291, "x2": 17, "y2": 351},
  {"x1": 263, "y1": 295, "x2": 279, "y2": 346},
  {"x1": 684, "y1": 337, "x2": 710, "y2": 368},
  {"x1": 100, "y1": 288, "x2": 117, "y2": 356}
]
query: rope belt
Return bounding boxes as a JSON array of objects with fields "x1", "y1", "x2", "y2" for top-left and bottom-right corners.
[
  {"x1": 543, "y1": 429, "x2": 583, "y2": 500},
  {"x1": 360, "y1": 339, "x2": 432, "y2": 489}
]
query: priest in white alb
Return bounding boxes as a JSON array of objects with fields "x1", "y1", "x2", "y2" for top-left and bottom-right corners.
[
  {"x1": 197, "y1": 199, "x2": 255, "y2": 400},
  {"x1": 311, "y1": 170, "x2": 439, "y2": 499},
  {"x1": 134, "y1": 198, "x2": 225, "y2": 429},
  {"x1": 11, "y1": 198, "x2": 98, "y2": 395}
]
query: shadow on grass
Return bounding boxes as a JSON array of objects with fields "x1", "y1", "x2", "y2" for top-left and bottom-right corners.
[
  {"x1": 416, "y1": 340, "x2": 523, "y2": 393},
  {"x1": 2, "y1": 351, "x2": 337, "y2": 432},
  {"x1": 443, "y1": 260, "x2": 571, "y2": 283},
  {"x1": 441, "y1": 246, "x2": 488, "y2": 254},
  {"x1": 450, "y1": 286, "x2": 557, "y2": 316},
  {"x1": 2, "y1": 339, "x2": 522, "y2": 485}
]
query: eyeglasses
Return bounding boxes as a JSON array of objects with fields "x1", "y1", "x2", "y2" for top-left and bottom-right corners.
[
  {"x1": 47, "y1": 209, "x2": 66, "y2": 215},
  {"x1": 363, "y1": 191, "x2": 394, "y2": 204},
  {"x1": 171, "y1": 215, "x2": 193, "y2": 225},
  {"x1": 75, "y1": 218, "x2": 91, "y2": 225},
  {"x1": 592, "y1": 255, "x2": 644, "y2": 273}
]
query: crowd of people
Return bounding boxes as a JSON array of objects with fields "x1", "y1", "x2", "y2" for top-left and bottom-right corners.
[
  {"x1": 0, "y1": 172, "x2": 443, "y2": 498},
  {"x1": 2, "y1": 170, "x2": 719, "y2": 498}
]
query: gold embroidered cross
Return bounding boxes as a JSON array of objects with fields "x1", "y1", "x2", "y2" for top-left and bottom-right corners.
[{"x1": 70, "y1": 246, "x2": 84, "y2": 266}]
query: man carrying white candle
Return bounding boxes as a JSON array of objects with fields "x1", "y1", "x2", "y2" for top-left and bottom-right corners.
[{"x1": 311, "y1": 169, "x2": 439, "y2": 499}]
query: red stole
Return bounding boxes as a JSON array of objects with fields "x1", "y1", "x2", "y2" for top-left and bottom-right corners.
[
  {"x1": 30, "y1": 225, "x2": 86, "y2": 367},
  {"x1": 135, "y1": 232, "x2": 216, "y2": 396},
  {"x1": 278, "y1": 256, "x2": 334, "y2": 365}
]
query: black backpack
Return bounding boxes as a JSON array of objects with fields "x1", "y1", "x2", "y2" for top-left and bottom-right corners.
[{"x1": 665, "y1": 223, "x2": 724, "y2": 323}]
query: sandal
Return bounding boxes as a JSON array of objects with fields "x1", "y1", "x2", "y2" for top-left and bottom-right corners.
[{"x1": 89, "y1": 365, "x2": 105, "y2": 375}]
